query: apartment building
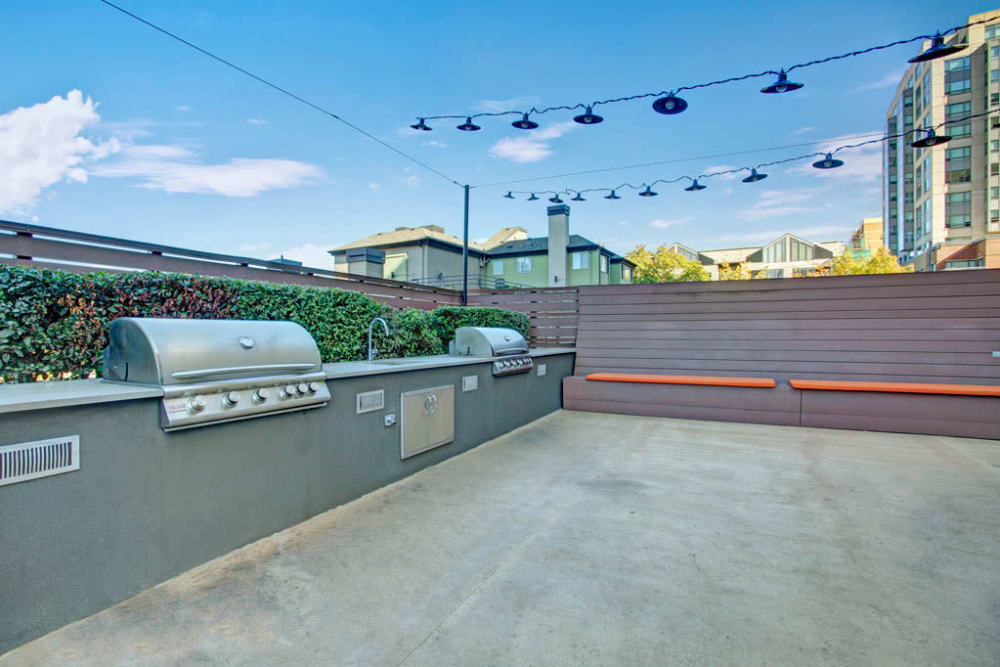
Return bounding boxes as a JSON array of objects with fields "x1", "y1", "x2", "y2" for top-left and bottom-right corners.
[
  {"x1": 329, "y1": 205, "x2": 634, "y2": 288},
  {"x1": 850, "y1": 216, "x2": 885, "y2": 256},
  {"x1": 884, "y1": 10, "x2": 1000, "y2": 270},
  {"x1": 667, "y1": 233, "x2": 847, "y2": 280}
]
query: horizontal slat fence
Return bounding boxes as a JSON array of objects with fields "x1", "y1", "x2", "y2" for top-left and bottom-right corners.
[
  {"x1": 468, "y1": 287, "x2": 579, "y2": 347},
  {"x1": 565, "y1": 270, "x2": 1000, "y2": 437},
  {"x1": 0, "y1": 221, "x2": 460, "y2": 310}
]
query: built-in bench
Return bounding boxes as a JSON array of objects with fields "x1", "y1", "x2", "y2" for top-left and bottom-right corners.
[{"x1": 562, "y1": 271, "x2": 1000, "y2": 439}]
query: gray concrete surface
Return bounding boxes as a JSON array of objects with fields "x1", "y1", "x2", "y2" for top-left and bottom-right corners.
[{"x1": 3, "y1": 410, "x2": 999, "y2": 666}]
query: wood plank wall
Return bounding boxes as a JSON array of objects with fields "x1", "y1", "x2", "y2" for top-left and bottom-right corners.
[
  {"x1": 468, "y1": 288, "x2": 579, "y2": 347},
  {"x1": 573, "y1": 270, "x2": 1000, "y2": 385}
]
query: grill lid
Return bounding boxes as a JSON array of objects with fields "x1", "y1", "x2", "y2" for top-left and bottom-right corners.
[
  {"x1": 103, "y1": 318, "x2": 322, "y2": 385},
  {"x1": 452, "y1": 327, "x2": 528, "y2": 357}
]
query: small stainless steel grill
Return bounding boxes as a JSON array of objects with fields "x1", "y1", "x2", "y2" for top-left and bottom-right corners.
[
  {"x1": 452, "y1": 327, "x2": 533, "y2": 376},
  {"x1": 103, "y1": 318, "x2": 330, "y2": 431}
]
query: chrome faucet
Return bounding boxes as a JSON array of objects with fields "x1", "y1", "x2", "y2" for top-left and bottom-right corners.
[{"x1": 368, "y1": 317, "x2": 389, "y2": 362}]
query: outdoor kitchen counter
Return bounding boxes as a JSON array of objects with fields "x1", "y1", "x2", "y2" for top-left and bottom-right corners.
[
  {"x1": 322, "y1": 347, "x2": 576, "y2": 380},
  {"x1": 0, "y1": 348, "x2": 575, "y2": 415}
]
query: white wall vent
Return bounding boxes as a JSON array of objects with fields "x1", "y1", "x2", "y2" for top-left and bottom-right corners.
[
  {"x1": 356, "y1": 389, "x2": 385, "y2": 414},
  {"x1": 0, "y1": 436, "x2": 80, "y2": 487}
]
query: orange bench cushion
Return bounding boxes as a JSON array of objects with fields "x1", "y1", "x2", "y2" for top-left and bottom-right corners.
[
  {"x1": 789, "y1": 379, "x2": 1000, "y2": 397},
  {"x1": 585, "y1": 373, "x2": 776, "y2": 388}
]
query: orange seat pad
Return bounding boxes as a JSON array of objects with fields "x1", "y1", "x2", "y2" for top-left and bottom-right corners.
[
  {"x1": 585, "y1": 373, "x2": 776, "y2": 388},
  {"x1": 789, "y1": 379, "x2": 1000, "y2": 397}
]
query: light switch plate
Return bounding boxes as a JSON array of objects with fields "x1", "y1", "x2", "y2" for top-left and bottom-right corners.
[
  {"x1": 537, "y1": 364, "x2": 547, "y2": 377},
  {"x1": 462, "y1": 375, "x2": 478, "y2": 392}
]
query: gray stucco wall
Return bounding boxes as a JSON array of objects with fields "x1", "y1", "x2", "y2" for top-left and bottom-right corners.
[{"x1": 0, "y1": 354, "x2": 573, "y2": 654}]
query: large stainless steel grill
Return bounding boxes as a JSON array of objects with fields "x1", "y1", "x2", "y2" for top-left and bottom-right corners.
[
  {"x1": 103, "y1": 318, "x2": 330, "y2": 431},
  {"x1": 452, "y1": 327, "x2": 533, "y2": 376}
]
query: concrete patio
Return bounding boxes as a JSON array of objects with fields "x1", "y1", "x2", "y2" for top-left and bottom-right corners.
[{"x1": 3, "y1": 410, "x2": 998, "y2": 666}]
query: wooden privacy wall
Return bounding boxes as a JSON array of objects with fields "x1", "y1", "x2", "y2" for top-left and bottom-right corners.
[
  {"x1": 0, "y1": 221, "x2": 460, "y2": 310},
  {"x1": 468, "y1": 288, "x2": 579, "y2": 347},
  {"x1": 573, "y1": 270, "x2": 1000, "y2": 384},
  {"x1": 565, "y1": 271, "x2": 1000, "y2": 438}
]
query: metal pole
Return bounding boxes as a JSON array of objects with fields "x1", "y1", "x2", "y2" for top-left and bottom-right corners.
[{"x1": 462, "y1": 184, "x2": 470, "y2": 306}]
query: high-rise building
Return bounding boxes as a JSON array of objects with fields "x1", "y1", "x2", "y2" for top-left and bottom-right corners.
[
  {"x1": 883, "y1": 10, "x2": 1000, "y2": 271},
  {"x1": 850, "y1": 216, "x2": 884, "y2": 256}
]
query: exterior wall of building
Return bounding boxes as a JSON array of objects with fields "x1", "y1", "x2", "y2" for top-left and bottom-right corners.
[
  {"x1": 567, "y1": 249, "x2": 596, "y2": 286},
  {"x1": 487, "y1": 254, "x2": 549, "y2": 287},
  {"x1": 884, "y1": 11, "x2": 1000, "y2": 270}
]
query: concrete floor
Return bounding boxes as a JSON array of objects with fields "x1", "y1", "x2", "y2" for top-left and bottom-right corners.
[{"x1": 3, "y1": 410, "x2": 1000, "y2": 666}]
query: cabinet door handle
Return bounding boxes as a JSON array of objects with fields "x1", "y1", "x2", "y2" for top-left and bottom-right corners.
[{"x1": 424, "y1": 394, "x2": 438, "y2": 415}]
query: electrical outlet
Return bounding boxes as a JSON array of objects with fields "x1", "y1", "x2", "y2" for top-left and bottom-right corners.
[
  {"x1": 384, "y1": 413, "x2": 397, "y2": 427},
  {"x1": 537, "y1": 363, "x2": 547, "y2": 376}
]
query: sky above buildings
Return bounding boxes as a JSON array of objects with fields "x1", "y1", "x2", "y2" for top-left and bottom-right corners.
[{"x1": 1, "y1": 0, "x2": 985, "y2": 267}]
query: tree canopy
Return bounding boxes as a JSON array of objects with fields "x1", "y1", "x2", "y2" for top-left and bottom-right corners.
[{"x1": 625, "y1": 245, "x2": 710, "y2": 283}]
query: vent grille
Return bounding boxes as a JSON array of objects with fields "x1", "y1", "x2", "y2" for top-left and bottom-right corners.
[
  {"x1": 0, "y1": 436, "x2": 80, "y2": 487},
  {"x1": 356, "y1": 390, "x2": 385, "y2": 414}
]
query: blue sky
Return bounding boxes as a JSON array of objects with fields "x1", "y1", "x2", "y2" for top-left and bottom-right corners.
[{"x1": 1, "y1": 1, "x2": 984, "y2": 267}]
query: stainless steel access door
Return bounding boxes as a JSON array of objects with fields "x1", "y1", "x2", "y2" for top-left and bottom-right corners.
[{"x1": 400, "y1": 384, "x2": 455, "y2": 459}]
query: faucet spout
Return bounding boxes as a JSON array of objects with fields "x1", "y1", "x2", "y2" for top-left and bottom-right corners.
[{"x1": 368, "y1": 317, "x2": 389, "y2": 362}]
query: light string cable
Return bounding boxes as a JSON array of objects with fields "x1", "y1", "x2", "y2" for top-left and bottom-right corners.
[
  {"x1": 411, "y1": 19, "x2": 985, "y2": 131},
  {"x1": 97, "y1": 0, "x2": 465, "y2": 187},
  {"x1": 498, "y1": 109, "x2": 993, "y2": 201}
]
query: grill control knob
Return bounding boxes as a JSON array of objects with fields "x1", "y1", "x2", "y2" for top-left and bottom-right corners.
[
  {"x1": 187, "y1": 396, "x2": 207, "y2": 413},
  {"x1": 296, "y1": 383, "x2": 309, "y2": 395},
  {"x1": 307, "y1": 382, "x2": 320, "y2": 394},
  {"x1": 252, "y1": 388, "x2": 270, "y2": 404},
  {"x1": 281, "y1": 385, "x2": 297, "y2": 399},
  {"x1": 222, "y1": 391, "x2": 241, "y2": 407}
]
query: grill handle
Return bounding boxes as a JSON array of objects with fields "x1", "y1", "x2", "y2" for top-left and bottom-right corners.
[{"x1": 171, "y1": 363, "x2": 318, "y2": 380}]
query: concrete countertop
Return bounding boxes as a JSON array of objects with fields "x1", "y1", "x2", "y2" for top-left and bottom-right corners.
[
  {"x1": 0, "y1": 378, "x2": 164, "y2": 415},
  {"x1": 0, "y1": 348, "x2": 575, "y2": 414},
  {"x1": 322, "y1": 347, "x2": 576, "y2": 380}
]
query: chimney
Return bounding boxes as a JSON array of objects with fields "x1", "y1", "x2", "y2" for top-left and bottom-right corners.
[
  {"x1": 547, "y1": 204, "x2": 569, "y2": 287},
  {"x1": 346, "y1": 247, "x2": 385, "y2": 278}
]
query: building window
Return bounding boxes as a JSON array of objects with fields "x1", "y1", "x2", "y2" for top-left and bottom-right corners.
[
  {"x1": 947, "y1": 169, "x2": 971, "y2": 183},
  {"x1": 944, "y1": 56, "x2": 971, "y2": 72},
  {"x1": 945, "y1": 101, "x2": 971, "y2": 118},
  {"x1": 993, "y1": 45, "x2": 1000, "y2": 59},
  {"x1": 987, "y1": 24, "x2": 1000, "y2": 39},
  {"x1": 992, "y1": 140, "x2": 999, "y2": 152},
  {"x1": 948, "y1": 123, "x2": 971, "y2": 137},
  {"x1": 992, "y1": 69, "x2": 1000, "y2": 82},
  {"x1": 622, "y1": 267, "x2": 632, "y2": 282},
  {"x1": 945, "y1": 79, "x2": 972, "y2": 94},
  {"x1": 946, "y1": 258, "x2": 984, "y2": 268},
  {"x1": 516, "y1": 256, "x2": 531, "y2": 273},
  {"x1": 492, "y1": 259, "x2": 504, "y2": 275},
  {"x1": 945, "y1": 191, "x2": 972, "y2": 228},
  {"x1": 925, "y1": 199, "x2": 933, "y2": 235},
  {"x1": 946, "y1": 146, "x2": 972, "y2": 161},
  {"x1": 599, "y1": 255, "x2": 608, "y2": 273},
  {"x1": 571, "y1": 252, "x2": 589, "y2": 270}
]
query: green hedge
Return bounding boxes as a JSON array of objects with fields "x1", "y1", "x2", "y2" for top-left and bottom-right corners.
[{"x1": 0, "y1": 265, "x2": 529, "y2": 383}]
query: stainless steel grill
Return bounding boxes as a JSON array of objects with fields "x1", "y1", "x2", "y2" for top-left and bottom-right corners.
[
  {"x1": 452, "y1": 327, "x2": 533, "y2": 376},
  {"x1": 103, "y1": 318, "x2": 330, "y2": 431}
]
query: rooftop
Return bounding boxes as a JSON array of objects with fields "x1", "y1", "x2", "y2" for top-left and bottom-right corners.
[{"x1": 6, "y1": 410, "x2": 997, "y2": 666}]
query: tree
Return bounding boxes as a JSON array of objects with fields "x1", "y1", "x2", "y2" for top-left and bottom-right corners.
[
  {"x1": 625, "y1": 244, "x2": 710, "y2": 283},
  {"x1": 717, "y1": 262, "x2": 770, "y2": 280},
  {"x1": 798, "y1": 247, "x2": 913, "y2": 277}
]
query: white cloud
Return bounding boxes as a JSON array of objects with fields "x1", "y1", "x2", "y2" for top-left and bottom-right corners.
[
  {"x1": 788, "y1": 131, "x2": 882, "y2": 183},
  {"x1": 617, "y1": 220, "x2": 629, "y2": 226},
  {"x1": 489, "y1": 121, "x2": 578, "y2": 163},
  {"x1": 368, "y1": 182, "x2": 381, "y2": 190},
  {"x1": 404, "y1": 174, "x2": 420, "y2": 188},
  {"x1": 702, "y1": 164, "x2": 740, "y2": 181},
  {"x1": 852, "y1": 69, "x2": 905, "y2": 93},
  {"x1": 790, "y1": 126, "x2": 813, "y2": 136},
  {"x1": 650, "y1": 216, "x2": 692, "y2": 229},
  {"x1": 238, "y1": 241, "x2": 273, "y2": 255},
  {"x1": 723, "y1": 187, "x2": 734, "y2": 196},
  {"x1": 722, "y1": 224, "x2": 854, "y2": 243},
  {"x1": 739, "y1": 189, "x2": 818, "y2": 221},
  {"x1": 93, "y1": 144, "x2": 323, "y2": 196},
  {"x1": 276, "y1": 243, "x2": 338, "y2": 270},
  {"x1": 246, "y1": 118, "x2": 267, "y2": 125},
  {"x1": 421, "y1": 140, "x2": 447, "y2": 148},
  {"x1": 0, "y1": 90, "x2": 119, "y2": 214},
  {"x1": 175, "y1": 105, "x2": 192, "y2": 112},
  {"x1": 478, "y1": 96, "x2": 540, "y2": 113}
]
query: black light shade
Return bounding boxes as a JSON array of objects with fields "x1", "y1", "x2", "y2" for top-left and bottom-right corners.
[
  {"x1": 504, "y1": 191, "x2": 515, "y2": 199},
  {"x1": 571, "y1": 192, "x2": 586, "y2": 201},
  {"x1": 549, "y1": 194, "x2": 564, "y2": 203},
  {"x1": 909, "y1": 31, "x2": 966, "y2": 63},
  {"x1": 652, "y1": 93, "x2": 688, "y2": 115},
  {"x1": 410, "y1": 118, "x2": 432, "y2": 131},
  {"x1": 573, "y1": 105, "x2": 604, "y2": 125},
  {"x1": 812, "y1": 152, "x2": 844, "y2": 169},
  {"x1": 457, "y1": 117, "x2": 481, "y2": 131},
  {"x1": 684, "y1": 178, "x2": 706, "y2": 191},
  {"x1": 911, "y1": 128, "x2": 951, "y2": 148},
  {"x1": 512, "y1": 113, "x2": 539, "y2": 130},
  {"x1": 604, "y1": 190, "x2": 621, "y2": 200},
  {"x1": 638, "y1": 186, "x2": 658, "y2": 197},
  {"x1": 761, "y1": 69, "x2": 803, "y2": 94},
  {"x1": 527, "y1": 193, "x2": 539, "y2": 201},
  {"x1": 742, "y1": 168, "x2": 767, "y2": 183}
]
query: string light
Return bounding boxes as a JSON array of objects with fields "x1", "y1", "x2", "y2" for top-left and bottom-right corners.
[
  {"x1": 497, "y1": 110, "x2": 995, "y2": 202},
  {"x1": 413, "y1": 20, "x2": 984, "y2": 132},
  {"x1": 549, "y1": 194, "x2": 564, "y2": 203},
  {"x1": 457, "y1": 117, "x2": 481, "y2": 131}
]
